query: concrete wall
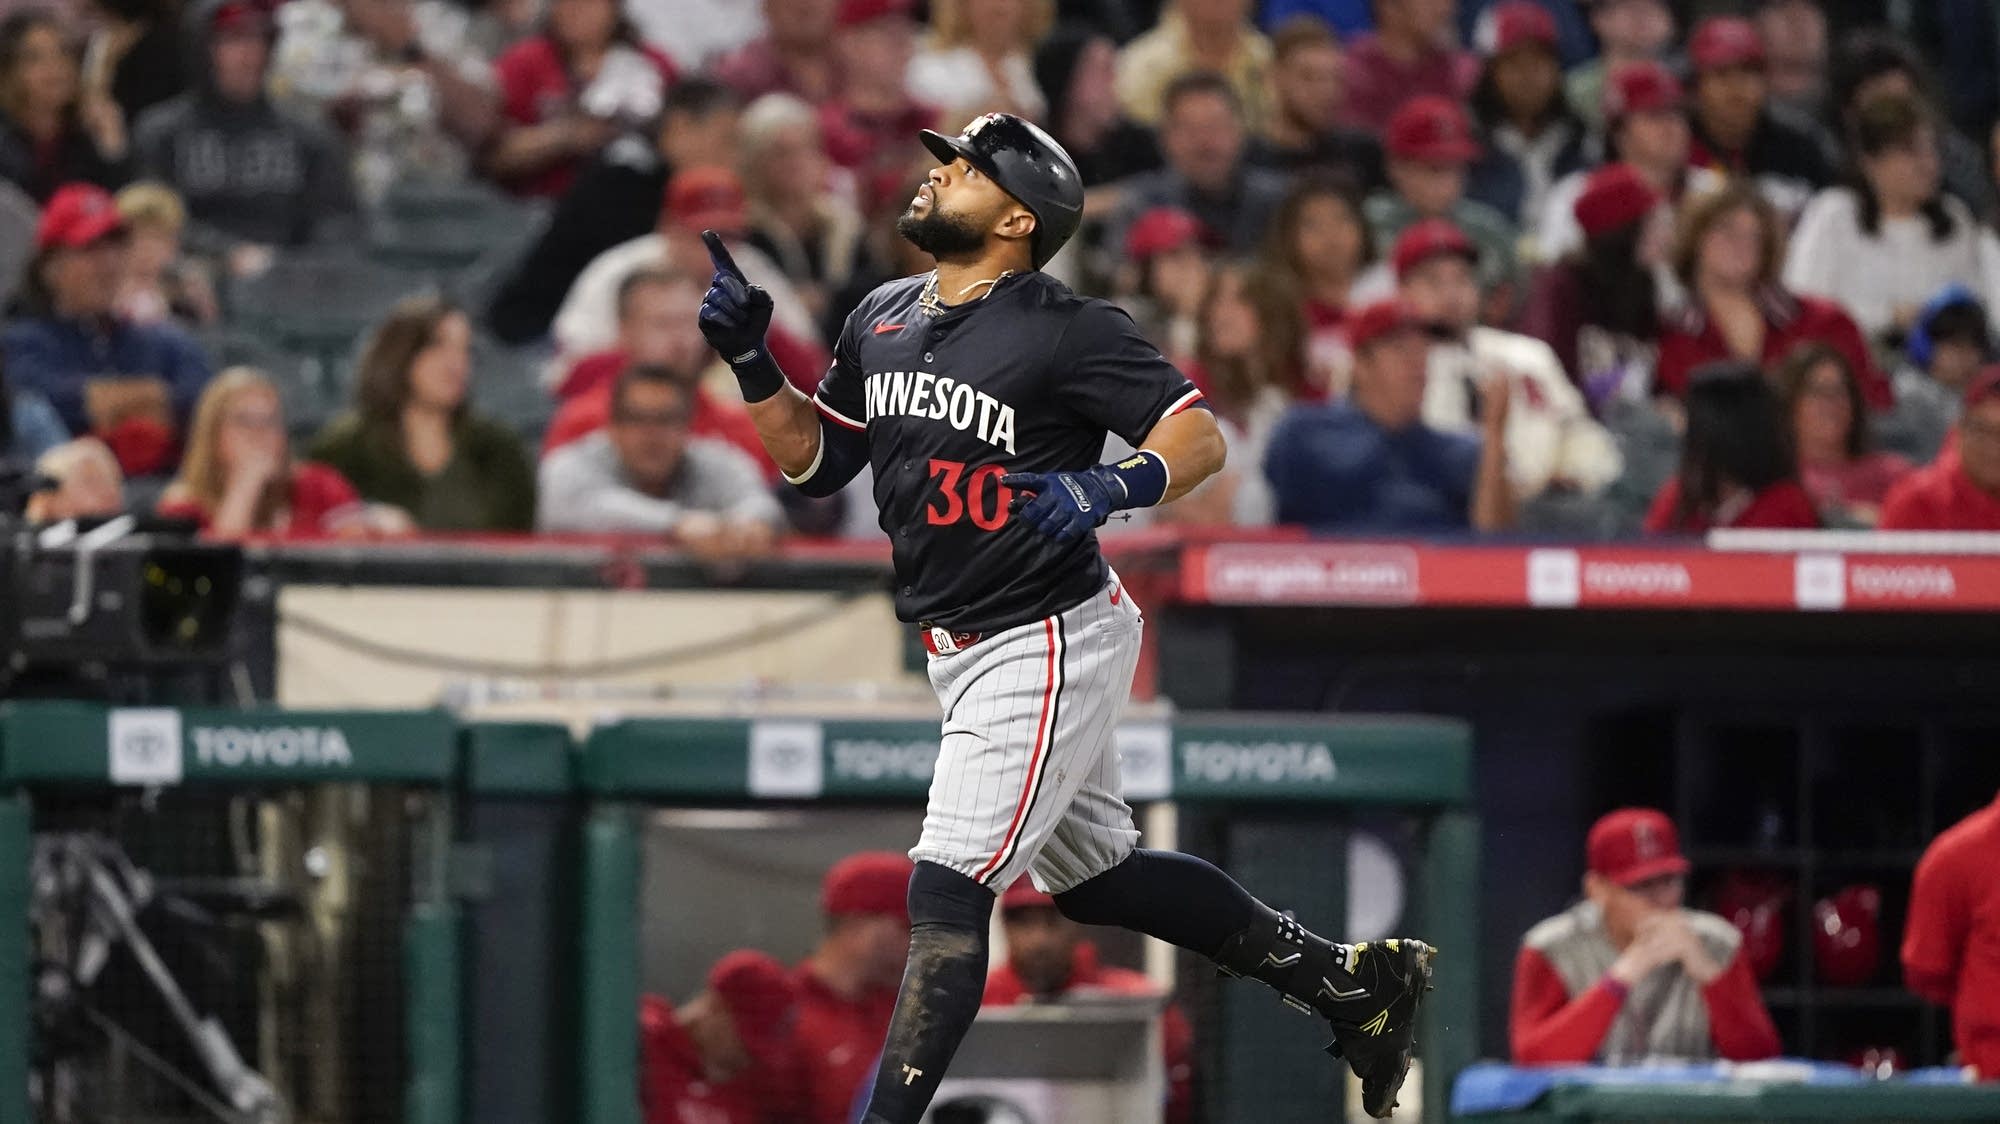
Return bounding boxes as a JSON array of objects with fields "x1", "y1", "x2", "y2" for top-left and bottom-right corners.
[{"x1": 276, "y1": 585, "x2": 922, "y2": 714}]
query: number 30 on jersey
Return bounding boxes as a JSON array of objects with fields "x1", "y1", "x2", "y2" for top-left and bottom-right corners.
[{"x1": 927, "y1": 459, "x2": 1013, "y2": 530}]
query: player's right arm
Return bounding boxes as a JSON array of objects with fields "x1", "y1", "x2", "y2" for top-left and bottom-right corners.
[{"x1": 697, "y1": 231, "x2": 868, "y2": 496}]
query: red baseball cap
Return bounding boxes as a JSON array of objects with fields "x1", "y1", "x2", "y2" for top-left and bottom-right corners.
[
  {"x1": 999, "y1": 876, "x2": 1058, "y2": 913},
  {"x1": 821, "y1": 851, "x2": 914, "y2": 920},
  {"x1": 1124, "y1": 206, "x2": 1207, "y2": 262},
  {"x1": 1483, "y1": 0, "x2": 1558, "y2": 56},
  {"x1": 836, "y1": 0, "x2": 913, "y2": 28},
  {"x1": 708, "y1": 950, "x2": 799, "y2": 1061},
  {"x1": 1573, "y1": 163, "x2": 1662, "y2": 238},
  {"x1": 37, "y1": 183, "x2": 126, "y2": 252},
  {"x1": 1690, "y1": 16, "x2": 1767, "y2": 73},
  {"x1": 1348, "y1": 299, "x2": 1427, "y2": 353},
  {"x1": 1587, "y1": 808, "x2": 1691, "y2": 888},
  {"x1": 1385, "y1": 95, "x2": 1482, "y2": 165},
  {"x1": 209, "y1": 0, "x2": 273, "y2": 37},
  {"x1": 663, "y1": 166, "x2": 747, "y2": 234},
  {"x1": 1962, "y1": 364, "x2": 2000, "y2": 408},
  {"x1": 1391, "y1": 217, "x2": 1477, "y2": 281},
  {"x1": 1602, "y1": 60, "x2": 1684, "y2": 122}
]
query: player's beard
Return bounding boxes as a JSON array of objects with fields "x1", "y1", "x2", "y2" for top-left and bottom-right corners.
[{"x1": 896, "y1": 204, "x2": 988, "y2": 259}]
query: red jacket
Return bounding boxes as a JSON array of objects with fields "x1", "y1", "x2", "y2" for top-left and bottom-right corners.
[
  {"x1": 1643, "y1": 478, "x2": 1821, "y2": 534},
  {"x1": 981, "y1": 943, "x2": 1194, "y2": 1124},
  {"x1": 1903, "y1": 790, "x2": 2000, "y2": 1079},
  {"x1": 766, "y1": 965, "x2": 897, "y2": 1124},
  {"x1": 639, "y1": 996, "x2": 773, "y2": 1124},
  {"x1": 1656, "y1": 290, "x2": 1890, "y2": 410},
  {"x1": 494, "y1": 35, "x2": 677, "y2": 198},
  {"x1": 157, "y1": 461, "x2": 363, "y2": 539},
  {"x1": 1510, "y1": 941, "x2": 1782, "y2": 1065},
  {"x1": 1878, "y1": 455, "x2": 2000, "y2": 531}
]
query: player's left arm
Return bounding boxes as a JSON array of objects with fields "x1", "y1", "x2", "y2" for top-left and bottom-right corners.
[
  {"x1": 1003, "y1": 300, "x2": 1224, "y2": 541},
  {"x1": 1135, "y1": 405, "x2": 1227, "y2": 503}
]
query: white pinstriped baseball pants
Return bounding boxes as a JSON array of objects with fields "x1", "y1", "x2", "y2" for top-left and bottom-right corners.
[{"x1": 909, "y1": 572, "x2": 1145, "y2": 894}]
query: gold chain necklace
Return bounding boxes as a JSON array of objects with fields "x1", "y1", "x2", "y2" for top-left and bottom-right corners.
[{"x1": 917, "y1": 269, "x2": 1015, "y2": 316}]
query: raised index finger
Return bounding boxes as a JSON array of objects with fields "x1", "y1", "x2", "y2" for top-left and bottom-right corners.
[{"x1": 702, "y1": 230, "x2": 745, "y2": 281}]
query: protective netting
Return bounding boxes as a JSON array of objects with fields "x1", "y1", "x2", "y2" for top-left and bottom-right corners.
[{"x1": 29, "y1": 784, "x2": 445, "y2": 1124}]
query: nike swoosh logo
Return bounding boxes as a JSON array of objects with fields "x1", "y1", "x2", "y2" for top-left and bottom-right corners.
[{"x1": 874, "y1": 322, "x2": 907, "y2": 334}]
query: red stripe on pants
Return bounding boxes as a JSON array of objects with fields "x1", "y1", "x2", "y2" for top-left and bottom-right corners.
[{"x1": 973, "y1": 618, "x2": 1059, "y2": 884}]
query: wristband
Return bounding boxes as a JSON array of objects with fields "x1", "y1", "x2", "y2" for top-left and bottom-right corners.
[
  {"x1": 1100, "y1": 448, "x2": 1171, "y2": 510},
  {"x1": 729, "y1": 350, "x2": 787, "y2": 403},
  {"x1": 1601, "y1": 976, "x2": 1630, "y2": 1003}
]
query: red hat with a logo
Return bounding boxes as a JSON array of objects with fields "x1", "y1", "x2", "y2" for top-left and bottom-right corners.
[
  {"x1": 1348, "y1": 299, "x2": 1428, "y2": 353},
  {"x1": 1574, "y1": 164, "x2": 1662, "y2": 238},
  {"x1": 1812, "y1": 884, "x2": 1882, "y2": 988},
  {"x1": 1690, "y1": 16, "x2": 1767, "y2": 73},
  {"x1": 1391, "y1": 217, "x2": 1478, "y2": 281},
  {"x1": 1603, "y1": 60, "x2": 1685, "y2": 122},
  {"x1": 1587, "y1": 808, "x2": 1691, "y2": 887},
  {"x1": 1000, "y1": 876, "x2": 1058, "y2": 913},
  {"x1": 821, "y1": 851, "x2": 914, "y2": 920},
  {"x1": 1713, "y1": 868, "x2": 1789, "y2": 982},
  {"x1": 1483, "y1": 0, "x2": 1558, "y2": 56},
  {"x1": 707, "y1": 950, "x2": 799, "y2": 1061},
  {"x1": 663, "y1": 166, "x2": 747, "y2": 234},
  {"x1": 209, "y1": 0, "x2": 274, "y2": 37},
  {"x1": 836, "y1": 0, "x2": 913, "y2": 28},
  {"x1": 1386, "y1": 95, "x2": 1482, "y2": 164},
  {"x1": 1125, "y1": 206, "x2": 1208, "y2": 262},
  {"x1": 37, "y1": 183, "x2": 126, "y2": 251}
]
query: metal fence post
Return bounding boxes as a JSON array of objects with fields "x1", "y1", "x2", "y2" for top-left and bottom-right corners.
[
  {"x1": 1421, "y1": 807, "x2": 1481, "y2": 1120},
  {"x1": 579, "y1": 803, "x2": 643, "y2": 1124}
]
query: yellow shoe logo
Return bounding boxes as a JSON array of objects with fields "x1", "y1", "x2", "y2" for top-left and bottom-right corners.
[{"x1": 1362, "y1": 1009, "x2": 1389, "y2": 1036}]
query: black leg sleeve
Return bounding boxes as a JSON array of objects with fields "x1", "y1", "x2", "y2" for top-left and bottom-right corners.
[
  {"x1": 1055, "y1": 848, "x2": 1366, "y2": 1020},
  {"x1": 1052, "y1": 848, "x2": 1257, "y2": 958},
  {"x1": 858, "y1": 861, "x2": 994, "y2": 1124}
]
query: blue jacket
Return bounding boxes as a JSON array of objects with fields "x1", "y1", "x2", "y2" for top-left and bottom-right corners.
[
  {"x1": 1264, "y1": 402, "x2": 1482, "y2": 534},
  {"x1": 2, "y1": 314, "x2": 213, "y2": 435},
  {"x1": 5, "y1": 389, "x2": 69, "y2": 461}
]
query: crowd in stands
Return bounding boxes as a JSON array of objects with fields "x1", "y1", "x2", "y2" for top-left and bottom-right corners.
[{"x1": 8, "y1": 0, "x2": 2000, "y2": 547}]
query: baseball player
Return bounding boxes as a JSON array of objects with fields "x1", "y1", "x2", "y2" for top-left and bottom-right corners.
[{"x1": 697, "y1": 112, "x2": 1434, "y2": 1121}]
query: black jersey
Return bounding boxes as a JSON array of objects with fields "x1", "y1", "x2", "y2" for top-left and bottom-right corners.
[{"x1": 800, "y1": 271, "x2": 1203, "y2": 633}]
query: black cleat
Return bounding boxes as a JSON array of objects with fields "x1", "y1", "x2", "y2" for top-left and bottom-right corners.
[{"x1": 1322, "y1": 938, "x2": 1435, "y2": 1119}]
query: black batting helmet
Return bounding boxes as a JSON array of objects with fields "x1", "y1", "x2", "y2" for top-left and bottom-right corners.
[{"x1": 919, "y1": 113, "x2": 1084, "y2": 269}]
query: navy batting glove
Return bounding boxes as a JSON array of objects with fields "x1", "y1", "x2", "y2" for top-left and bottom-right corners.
[
  {"x1": 698, "y1": 230, "x2": 784, "y2": 400},
  {"x1": 1000, "y1": 467, "x2": 1124, "y2": 542}
]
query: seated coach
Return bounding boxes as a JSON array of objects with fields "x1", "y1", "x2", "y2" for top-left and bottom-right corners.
[{"x1": 1511, "y1": 808, "x2": 1780, "y2": 1065}]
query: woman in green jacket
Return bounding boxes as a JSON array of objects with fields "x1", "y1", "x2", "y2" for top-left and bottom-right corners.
[{"x1": 310, "y1": 294, "x2": 535, "y2": 532}]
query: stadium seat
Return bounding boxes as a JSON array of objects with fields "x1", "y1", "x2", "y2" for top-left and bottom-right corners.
[
  {"x1": 365, "y1": 180, "x2": 550, "y2": 274},
  {"x1": 197, "y1": 329, "x2": 339, "y2": 439},
  {"x1": 469, "y1": 332, "x2": 555, "y2": 441},
  {"x1": 226, "y1": 252, "x2": 439, "y2": 362}
]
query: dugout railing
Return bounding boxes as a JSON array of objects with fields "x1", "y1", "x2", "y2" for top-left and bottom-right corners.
[
  {"x1": 571, "y1": 710, "x2": 1480, "y2": 1124},
  {"x1": 0, "y1": 704, "x2": 1480, "y2": 1123}
]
